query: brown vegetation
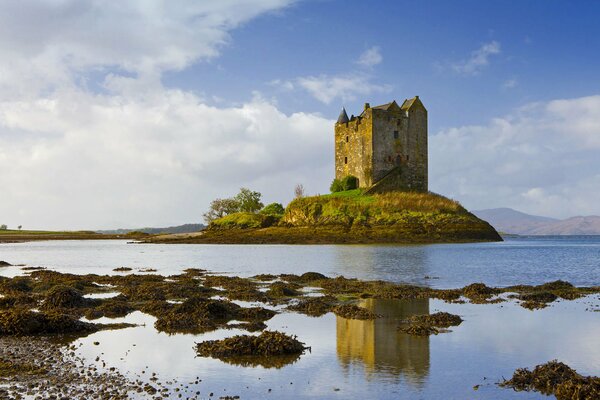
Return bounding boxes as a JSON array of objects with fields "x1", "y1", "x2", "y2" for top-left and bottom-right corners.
[{"x1": 500, "y1": 361, "x2": 600, "y2": 399}]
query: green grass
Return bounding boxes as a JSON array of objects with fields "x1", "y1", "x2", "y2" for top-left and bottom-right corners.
[
  {"x1": 0, "y1": 230, "x2": 92, "y2": 235},
  {"x1": 210, "y1": 212, "x2": 279, "y2": 230},
  {"x1": 203, "y1": 190, "x2": 501, "y2": 244}
]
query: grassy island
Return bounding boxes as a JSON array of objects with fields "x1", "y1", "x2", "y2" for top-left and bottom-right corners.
[{"x1": 151, "y1": 190, "x2": 502, "y2": 244}]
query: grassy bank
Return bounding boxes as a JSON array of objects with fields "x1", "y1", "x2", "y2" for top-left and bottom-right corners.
[
  {"x1": 0, "y1": 230, "x2": 144, "y2": 243},
  {"x1": 153, "y1": 191, "x2": 502, "y2": 244}
]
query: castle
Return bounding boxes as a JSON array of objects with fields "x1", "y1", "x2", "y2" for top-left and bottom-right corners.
[{"x1": 334, "y1": 97, "x2": 428, "y2": 193}]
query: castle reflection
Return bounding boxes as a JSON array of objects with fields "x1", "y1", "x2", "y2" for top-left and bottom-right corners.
[{"x1": 336, "y1": 298, "x2": 430, "y2": 387}]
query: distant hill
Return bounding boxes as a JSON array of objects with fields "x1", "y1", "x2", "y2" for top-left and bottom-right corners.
[
  {"x1": 472, "y1": 208, "x2": 600, "y2": 235},
  {"x1": 97, "y1": 223, "x2": 205, "y2": 235}
]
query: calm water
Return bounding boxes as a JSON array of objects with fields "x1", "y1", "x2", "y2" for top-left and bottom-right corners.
[
  {"x1": 1, "y1": 236, "x2": 599, "y2": 287},
  {"x1": 1, "y1": 237, "x2": 599, "y2": 399}
]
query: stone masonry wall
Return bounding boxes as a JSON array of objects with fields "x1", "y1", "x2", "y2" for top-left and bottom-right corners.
[
  {"x1": 335, "y1": 113, "x2": 373, "y2": 188},
  {"x1": 334, "y1": 98, "x2": 427, "y2": 192}
]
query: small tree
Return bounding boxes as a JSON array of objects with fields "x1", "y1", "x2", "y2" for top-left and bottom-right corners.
[
  {"x1": 330, "y1": 178, "x2": 343, "y2": 193},
  {"x1": 294, "y1": 184, "x2": 305, "y2": 199},
  {"x1": 18, "y1": 225, "x2": 22, "y2": 230},
  {"x1": 0, "y1": 224, "x2": 7, "y2": 230},
  {"x1": 260, "y1": 203, "x2": 285, "y2": 216},
  {"x1": 341, "y1": 175, "x2": 358, "y2": 191},
  {"x1": 234, "y1": 188, "x2": 263, "y2": 213},
  {"x1": 203, "y1": 198, "x2": 240, "y2": 223}
]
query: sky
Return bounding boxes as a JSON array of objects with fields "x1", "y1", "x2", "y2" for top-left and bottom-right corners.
[{"x1": 1, "y1": 0, "x2": 600, "y2": 230}]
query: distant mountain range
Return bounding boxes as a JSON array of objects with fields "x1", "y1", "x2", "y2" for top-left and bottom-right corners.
[
  {"x1": 97, "y1": 223, "x2": 205, "y2": 235},
  {"x1": 472, "y1": 208, "x2": 600, "y2": 235}
]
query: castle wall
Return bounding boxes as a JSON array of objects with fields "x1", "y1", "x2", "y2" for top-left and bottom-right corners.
[
  {"x1": 406, "y1": 104, "x2": 428, "y2": 191},
  {"x1": 371, "y1": 108, "x2": 410, "y2": 183},
  {"x1": 335, "y1": 115, "x2": 373, "y2": 188},
  {"x1": 334, "y1": 98, "x2": 428, "y2": 192}
]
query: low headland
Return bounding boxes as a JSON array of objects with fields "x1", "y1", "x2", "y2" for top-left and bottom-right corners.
[
  {"x1": 149, "y1": 190, "x2": 502, "y2": 244},
  {"x1": 0, "y1": 229, "x2": 148, "y2": 244}
]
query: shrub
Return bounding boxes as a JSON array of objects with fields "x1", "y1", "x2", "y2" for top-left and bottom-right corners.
[
  {"x1": 341, "y1": 175, "x2": 358, "y2": 191},
  {"x1": 260, "y1": 203, "x2": 285, "y2": 216},
  {"x1": 330, "y1": 179, "x2": 344, "y2": 193}
]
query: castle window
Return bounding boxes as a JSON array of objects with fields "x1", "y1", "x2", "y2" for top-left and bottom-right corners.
[
  {"x1": 344, "y1": 156, "x2": 348, "y2": 164},
  {"x1": 393, "y1": 131, "x2": 399, "y2": 139},
  {"x1": 346, "y1": 136, "x2": 349, "y2": 143}
]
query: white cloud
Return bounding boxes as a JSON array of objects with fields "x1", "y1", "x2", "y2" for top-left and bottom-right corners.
[
  {"x1": 430, "y1": 95, "x2": 600, "y2": 218},
  {"x1": 0, "y1": 0, "x2": 295, "y2": 96},
  {"x1": 0, "y1": 0, "x2": 339, "y2": 230},
  {"x1": 295, "y1": 73, "x2": 391, "y2": 104},
  {"x1": 0, "y1": 87, "x2": 332, "y2": 230},
  {"x1": 273, "y1": 47, "x2": 390, "y2": 104},
  {"x1": 452, "y1": 41, "x2": 501, "y2": 75},
  {"x1": 356, "y1": 46, "x2": 382, "y2": 68}
]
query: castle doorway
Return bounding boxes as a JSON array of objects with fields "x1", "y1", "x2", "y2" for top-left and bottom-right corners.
[{"x1": 395, "y1": 155, "x2": 402, "y2": 166}]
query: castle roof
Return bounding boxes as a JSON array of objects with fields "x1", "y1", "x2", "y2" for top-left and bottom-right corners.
[
  {"x1": 372, "y1": 101, "x2": 397, "y2": 110},
  {"x1": 337, "y1": 107, "x2": 350, "y2": 124},
  {"x1": 400, "y1": 96, "x2": 422, "y2": 110}
]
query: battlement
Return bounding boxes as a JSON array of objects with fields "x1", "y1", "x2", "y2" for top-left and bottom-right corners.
[{"x1": 334, "y1": 97, "x2": 428, "y2": 192}]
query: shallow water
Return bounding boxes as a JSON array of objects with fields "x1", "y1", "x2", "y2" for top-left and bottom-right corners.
[
  {"x1": 1, "y1": 237, "x2": 599, "y2": 399},
  {"x1": 71, "y1": 296, "x2": 600, "y2": 399},
  {"x1": 1, "y1": 236, "x2": 600, "y2": 287}
]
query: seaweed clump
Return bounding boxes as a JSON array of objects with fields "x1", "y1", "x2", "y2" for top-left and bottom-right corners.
[
  {"x1": 151, "y1": 296, "x2": 275, "y2": 334},
  {"x1": 0, "y1": 309, "x2": 99, "y2": 335},
  {"x1": 287, "y1": 296, "x2": 336, "y2": 317},
  {"x1": 398, "y1": 324, "x2": 439, "y2": 336},
  {"x1": 462, "y1": 283, "x2": 498, "y2": 303},
  {"x1": 195, "y1": 331, "x2": 307, "y2": 368},
  {"x1": 332, "y1": 304, "x2": 378, "y2": 320},
  {"x1": 409, "y1": 312, "x2": 463, "y2": 328},
  {"x1": 399, "y1": 311, "x2": 463, "y2": 336},
  {"x1": 42, "y1": 285, "x2": 86, "y2": 309},
  {"x1": 500, "y1": 360, "x2": 600, "y2": 399}
]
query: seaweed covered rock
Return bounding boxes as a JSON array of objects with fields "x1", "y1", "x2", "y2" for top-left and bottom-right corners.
[
  {"x1": 332, "y1": 304, "x2": 378, "y2": 320},
  {"x1": 196, "y1": 331, "x2": 306, "y2": 357},
  {"x1": 462, "y1": 283, "x2": 497, "y2": 303},
  {"x1": 152, "y1": 296, "x2": 276, "y2": 334},
  {"x1": 409, "y1": 312, "x2": 463, "y2": 328},
  {"x1": 0, "y1": 309, "x2": 99, "y2": 335},
  {"x1": 0, "y1": 261, "x2": 12, "y2": 267},
  {"x1": 500, "y1": 360, "x2": 600, "y2": 399},
  {"x1": 288, "y1": 296, "x2": 336, "y2": 317},
  {"x1": 398, "y1": 324, "x2": 439, "y2": 336},
  {"x1": 266, "y1": 282, "x2": 301, "y2": 298},
  {"x1": 43, "y1": 285, "x2": 86, "y2": 309}
]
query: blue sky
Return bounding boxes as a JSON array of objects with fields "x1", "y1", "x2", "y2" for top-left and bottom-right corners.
[
  {"x1": 1, "y1": 0, "x2": 599, "y2": 229},
  {"x1": 165, "y1": 0, "x2": 600, "y2": 129}
]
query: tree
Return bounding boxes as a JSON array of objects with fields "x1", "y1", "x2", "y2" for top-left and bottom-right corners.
[
  {"x1": 260, "y1": 203, "x2": 285, "y2": 216},
  {"x1": 294, "y1": 184, "x2": 305, "y2": 199},
  {"x1": 18, "y1": 225, "x2": 22, "y2": 230},
  {"x1": 330, "y1": 178, "x2": 343, "y2": 193},
  {"x1": 203, "y1": 198, "x2": 240, "y2": 223},
  {"x1": 234, "y1": 188, "x2": 263, "y2": 213},
  {"x1": 0, "y1": 224, "x2": 7, "y2": 230}
]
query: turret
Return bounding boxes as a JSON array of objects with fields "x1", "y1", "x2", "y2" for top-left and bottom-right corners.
[{"x1": 337, "y1": 107, "x2": 349, "y2": 124}]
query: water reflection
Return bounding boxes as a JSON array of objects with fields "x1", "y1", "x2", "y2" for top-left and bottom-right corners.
[
  {"x1": 336, "y1": 298, "x2": 430, "y2": 387},
  {"x1": 333, "y1": 245, "x2": 431, "y2": 285}
]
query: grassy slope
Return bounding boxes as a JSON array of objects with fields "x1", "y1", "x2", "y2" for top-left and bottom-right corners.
[
  {"x1": 161, "y1": 191, "x2": 502, "y2": 244},
  {"x1": 0, "y1": 229, "x2": 140, "y2": 243}
]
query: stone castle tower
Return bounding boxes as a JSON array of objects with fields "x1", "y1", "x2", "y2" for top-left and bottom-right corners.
[{"x1": 334, "y1": 97, "x2": 428, "y2": 192}]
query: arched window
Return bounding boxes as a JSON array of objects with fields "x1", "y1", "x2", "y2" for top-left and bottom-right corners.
[{"x1": 344, "y1": 156, "x2": 348, "y2": 164}]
